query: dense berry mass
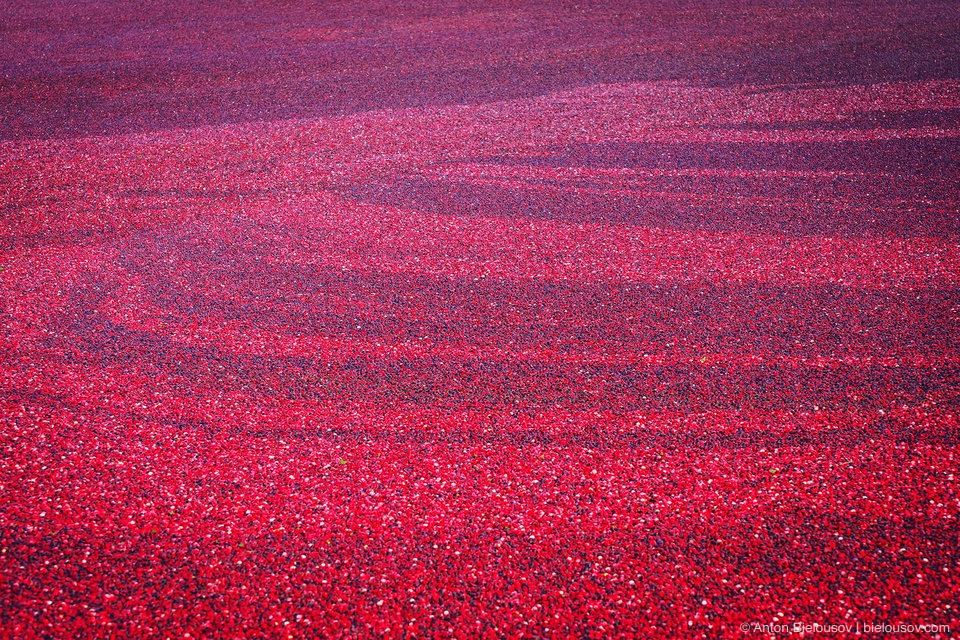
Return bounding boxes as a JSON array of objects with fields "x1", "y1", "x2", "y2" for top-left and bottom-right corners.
[{"x1": 1, "y1": 1, "x2": 959, "y2": 638}]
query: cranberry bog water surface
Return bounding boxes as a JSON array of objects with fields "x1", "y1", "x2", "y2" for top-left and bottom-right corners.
[{"x1": 1, "y1": 1, "x2": 959, "y2": 638}]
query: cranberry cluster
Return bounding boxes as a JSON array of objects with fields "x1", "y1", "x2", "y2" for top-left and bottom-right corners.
[{"x1": 1, "y1": 38, "x2": 958, "y2": 638}]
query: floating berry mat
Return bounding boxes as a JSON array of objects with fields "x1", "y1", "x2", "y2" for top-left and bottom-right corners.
[{"x1": 1, "y1": 2, "x2": 959, "y2": 638}]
